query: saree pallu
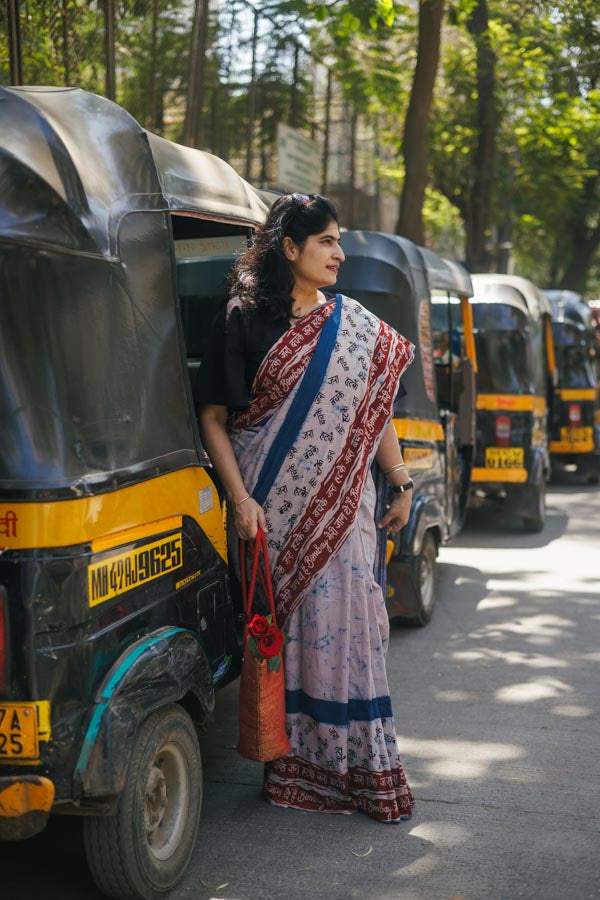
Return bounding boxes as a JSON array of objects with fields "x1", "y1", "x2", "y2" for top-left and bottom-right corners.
[{"x1": 229, "y1": 294, "x2": 415, "y2": 823}]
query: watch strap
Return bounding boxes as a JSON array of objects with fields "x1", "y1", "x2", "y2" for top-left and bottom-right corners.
[{"x1": 391, "y1": 479, "x2": 414, "y2": 494}]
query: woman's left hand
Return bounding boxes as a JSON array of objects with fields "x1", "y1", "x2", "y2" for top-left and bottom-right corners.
[{"x1": 377, "y1": 492, "x2": 412, "y2": 534}]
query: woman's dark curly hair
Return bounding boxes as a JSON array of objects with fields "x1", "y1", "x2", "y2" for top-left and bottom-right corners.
[{"x1": 229, "y1": 193, "x2": 339, "y2": 321}]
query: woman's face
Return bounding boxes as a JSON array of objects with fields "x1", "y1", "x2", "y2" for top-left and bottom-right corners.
[{"x1": 287, "y1": 219, "x2": 345, "y2": 289}]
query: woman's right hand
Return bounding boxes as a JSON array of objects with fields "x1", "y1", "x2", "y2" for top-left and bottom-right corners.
[{"x1": 233, "y1": 496, "x2": 268, "y2": 540}]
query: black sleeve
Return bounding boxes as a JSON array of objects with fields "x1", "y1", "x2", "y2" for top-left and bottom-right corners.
[{"x1": 194, "y1": 303, "x2": 251, "y2": 409}]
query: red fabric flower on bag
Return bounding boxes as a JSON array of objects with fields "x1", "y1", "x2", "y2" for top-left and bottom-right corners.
[
  {"x1": 257, "y1": 627, "x2": 285, "y2": 659},
  {"x1": 248, "y1": 614, "x2": 270, "y2": 637}
]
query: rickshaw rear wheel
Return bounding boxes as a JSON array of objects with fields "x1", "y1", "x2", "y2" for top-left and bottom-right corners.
[
  {"x1": 521, "y1": 482, "x2": 546, "y2": 533},
  {"x1": 83, "y1": 704, "x2": 202, "y2": 900},
  {"x1": 405, "y1": 532, "x2": 438, "y2": 627}
]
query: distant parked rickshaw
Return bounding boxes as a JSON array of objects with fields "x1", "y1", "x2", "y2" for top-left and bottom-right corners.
[
  {"x1": 336, "y1": 231, "x2": 477, "y2": 625},
  {"x1": 469, "y1": 275, "x2": 557, "y2": 532},
  {"x1": 544, "y1": 290, "x2": 600, "y2": 482},
  {"x1": 0, "y1": 86, "x2": 266, "y2": 899}
]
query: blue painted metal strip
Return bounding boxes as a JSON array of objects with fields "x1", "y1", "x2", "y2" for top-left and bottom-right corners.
[
  {"x1": 74, "y1": 702, "x2": 107, "y2": 775},
  {"x1": 285, "y1": 689, "x2": 393, "y2": 726},
  {"x1": 252, "y1": 295, "x2": 342, "y2": 506},
  {"x1": 75, "y1": 626, "x2": 191, "y2": 775},
  {"x1": 101, "y1": 626, "x2": 187, "y2": 700}
]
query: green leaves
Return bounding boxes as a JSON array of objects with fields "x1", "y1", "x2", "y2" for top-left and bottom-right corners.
[{"x1": 247, "y1": 635, "x2": 260, "y2": 661}]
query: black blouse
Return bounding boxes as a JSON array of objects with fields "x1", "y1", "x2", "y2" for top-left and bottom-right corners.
[
  {"x1": 194, "y1": 300, "x2": 290, "y2": 409},
  {"x1": 194, "y1": 296, "x2": 406, "y2": 410}
]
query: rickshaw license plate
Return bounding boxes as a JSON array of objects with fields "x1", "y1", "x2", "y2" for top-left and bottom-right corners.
[
  {"x1": 485, "y1": 447, "x2": 524, "y2": 468},
  {"x1": 0, "y1": 704, "x2": 39, "y2": 758},
  {"x1": 560, "y1": 426, "x2": 592, "y2": 443}
]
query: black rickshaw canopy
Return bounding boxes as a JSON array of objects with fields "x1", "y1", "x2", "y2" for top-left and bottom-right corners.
[
  {"x1": 0, "y1": 86, "x2": 266, "y2": 498},
  {"x1": 545, "y1": 289, "x2": 594, "y2": 332},
  {"x1": 337, "y1": 230, "x2": 473, "y2": 421}
]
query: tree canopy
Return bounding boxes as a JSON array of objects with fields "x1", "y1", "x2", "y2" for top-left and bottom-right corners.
[{"x1": 1, "y1": 0, "x2": 598, "y2": 291}]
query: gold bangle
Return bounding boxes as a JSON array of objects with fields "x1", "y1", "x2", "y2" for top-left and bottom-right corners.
[
  {"x1": 383, "y1": 463, "x2": 407, "y2": 476},
  {"x1": 235, "y1": 495, "x2": 251, "y2": 506}
]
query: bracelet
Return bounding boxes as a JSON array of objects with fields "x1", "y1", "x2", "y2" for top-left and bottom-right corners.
[
  {"x1": 234, "y1": 495, "x2": 251, "y2": 507},
  {"x1": 384, "y1": 463, "x2": 407, "y2": 476}
]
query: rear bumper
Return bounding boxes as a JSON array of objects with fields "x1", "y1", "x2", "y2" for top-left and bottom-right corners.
[
  {"x1": 0, "y1": 775, "x2": 54, "y2": 841},
  {"x1": 471, "y1": 466, "x2": 528, "y2": 483}
]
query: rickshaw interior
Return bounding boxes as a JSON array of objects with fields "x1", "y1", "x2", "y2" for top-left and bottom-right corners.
[
  {"x1": 172, "y1": 217, "x2": 249, "y2": 394},
  {"x1": 430, "y1": 293, "x2": 472, "y2": 406}
]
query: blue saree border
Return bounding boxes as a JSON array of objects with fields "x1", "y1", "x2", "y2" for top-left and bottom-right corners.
[
  {"x1": 286, "y1": 688, "x2": 393, "y2": 726},
  {"x1": 252, "y1": 294, "x2": 342, "y2": 506}
]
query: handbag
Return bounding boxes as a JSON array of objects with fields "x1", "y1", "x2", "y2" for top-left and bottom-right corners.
[{"x1": 236, "y1": 528, "x2": 291, "y2": 762}]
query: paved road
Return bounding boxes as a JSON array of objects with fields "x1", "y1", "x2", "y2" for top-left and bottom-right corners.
[{"x1": 3, "y1": 478, "x2": 600, "y2": 899}]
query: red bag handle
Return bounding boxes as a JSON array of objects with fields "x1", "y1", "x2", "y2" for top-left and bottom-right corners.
[{"x1": 239, "y1": 528, "x2": 276, "y2": 632}]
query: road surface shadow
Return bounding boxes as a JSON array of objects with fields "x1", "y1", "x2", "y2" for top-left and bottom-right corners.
[{"x1": 453, "y1": 500, "x2": 568, "y2": 549}]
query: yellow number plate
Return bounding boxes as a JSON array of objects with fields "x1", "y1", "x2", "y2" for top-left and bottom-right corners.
[
  {"x1": 560, "y1": 426, "x2": 592, "y2": 443},
  {"x1": 485, "y1": 447, "x2": 524, "y2": 468},
  {"x1": 403, "y1": 446, "x2": 434, "y2": 469},
  {"x1": 88, "y1": 534, "x2": 183, "y2": 607},
  {"x1": 0, "y1": 705, "x2": 39, "y2": 759}
]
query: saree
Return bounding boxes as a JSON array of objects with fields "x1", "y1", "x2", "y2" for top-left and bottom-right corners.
[{"x1": 229, "y1": 294, "x2": 416, "y2": 822}]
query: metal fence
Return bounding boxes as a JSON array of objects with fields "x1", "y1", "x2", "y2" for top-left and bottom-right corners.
[{"x1": 1, "y1": 0, "x2": 384, "y2": 228}]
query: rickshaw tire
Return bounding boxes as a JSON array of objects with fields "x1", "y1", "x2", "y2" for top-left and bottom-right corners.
[
  {"x1": 397, "y1": 532, "x2": 438, "y2": 628},
  {"x1": 83, "y1": 704, "x2": 202, "y2": 900},
  {"x1": 522, "y1": 483, "x2": 546, "y2": 533}
]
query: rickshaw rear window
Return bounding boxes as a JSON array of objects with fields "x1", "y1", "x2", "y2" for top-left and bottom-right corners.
[
  {"x1": 474, "y1": 330, "x2": 534, "y2": 393},
  {"x1": 551, "y1": 322, "x2": 586, "y2": 347},
  {"x1": 551, "y1": 321, "x2": 596, "y2": 388},
  {"x1": 554, "y1": 344, "x2": 596, "y2": 389},
  {"x1": 472, "y1": 303, "x2": 528, "y2": 332},
  {"x1": 472, "y1": 304, "x2": 540, "y2": 393}
]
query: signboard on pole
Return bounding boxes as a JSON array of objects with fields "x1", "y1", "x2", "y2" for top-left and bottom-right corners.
[{"x1": 276, "y1": 123, "x2": 320, "y2": 194}]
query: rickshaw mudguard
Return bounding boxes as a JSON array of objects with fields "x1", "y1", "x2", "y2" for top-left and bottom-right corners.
[{"x1": 73, "y1": 626, "x2": 213, "y2": 801}]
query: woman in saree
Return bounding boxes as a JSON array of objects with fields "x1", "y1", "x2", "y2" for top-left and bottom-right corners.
[{"x1": 197, "y1": 193, "x2": 416, "y2": 823}]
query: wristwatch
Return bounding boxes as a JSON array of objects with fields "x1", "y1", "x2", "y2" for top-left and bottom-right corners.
[{"x1": 391, "y1": 479, "x2": 414, "y2": 494}]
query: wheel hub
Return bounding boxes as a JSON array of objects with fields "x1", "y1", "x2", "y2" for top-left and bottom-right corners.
[
  {"x1": 142, "y1": 741, "x2": 190, "y2": 860},
  {"x1": 145, "y1": 762, "x2": 168, "y2": 841}
]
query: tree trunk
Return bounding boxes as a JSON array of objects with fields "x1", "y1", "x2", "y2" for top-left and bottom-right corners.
[
  {"x1": 103, "y1": 0, "x2": 116, "y2": 100},
  {"x1": 183, "y1": 0, "x2": 208, "y2": 148},
  {"x1": 557, "y1": 225, "x2": 600, "y2": 294},
  {"x1": 465, "y1": 0, "x2": 497, "y2": 271},
  {"x1": 396, "y1": 0, "x2": 445, "y2": 244},
  {"x1": 557, "y1": 173, "x2": 600, "y2": 293},
  {"x1": 149, "y1": 0, "x2": 159, "y2": 130}
]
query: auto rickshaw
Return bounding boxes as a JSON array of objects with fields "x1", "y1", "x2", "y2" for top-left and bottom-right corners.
[
  {"x1": 544, "y1": 291, "x2": 600, "y2": 482},
  {"x1": 336, "y1": 231, "x2": 477, "y2": 625},
  {"x1": 468, "y1": 274, "x2": 556, "y2": 532},
  {"x1": 0, "y1": 86, "x2": 267, "y2": 899}
]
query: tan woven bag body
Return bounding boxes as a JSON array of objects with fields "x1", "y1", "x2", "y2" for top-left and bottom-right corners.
[{"x1": 237, "y1": 529, "x2": 291, "y2": 762}]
